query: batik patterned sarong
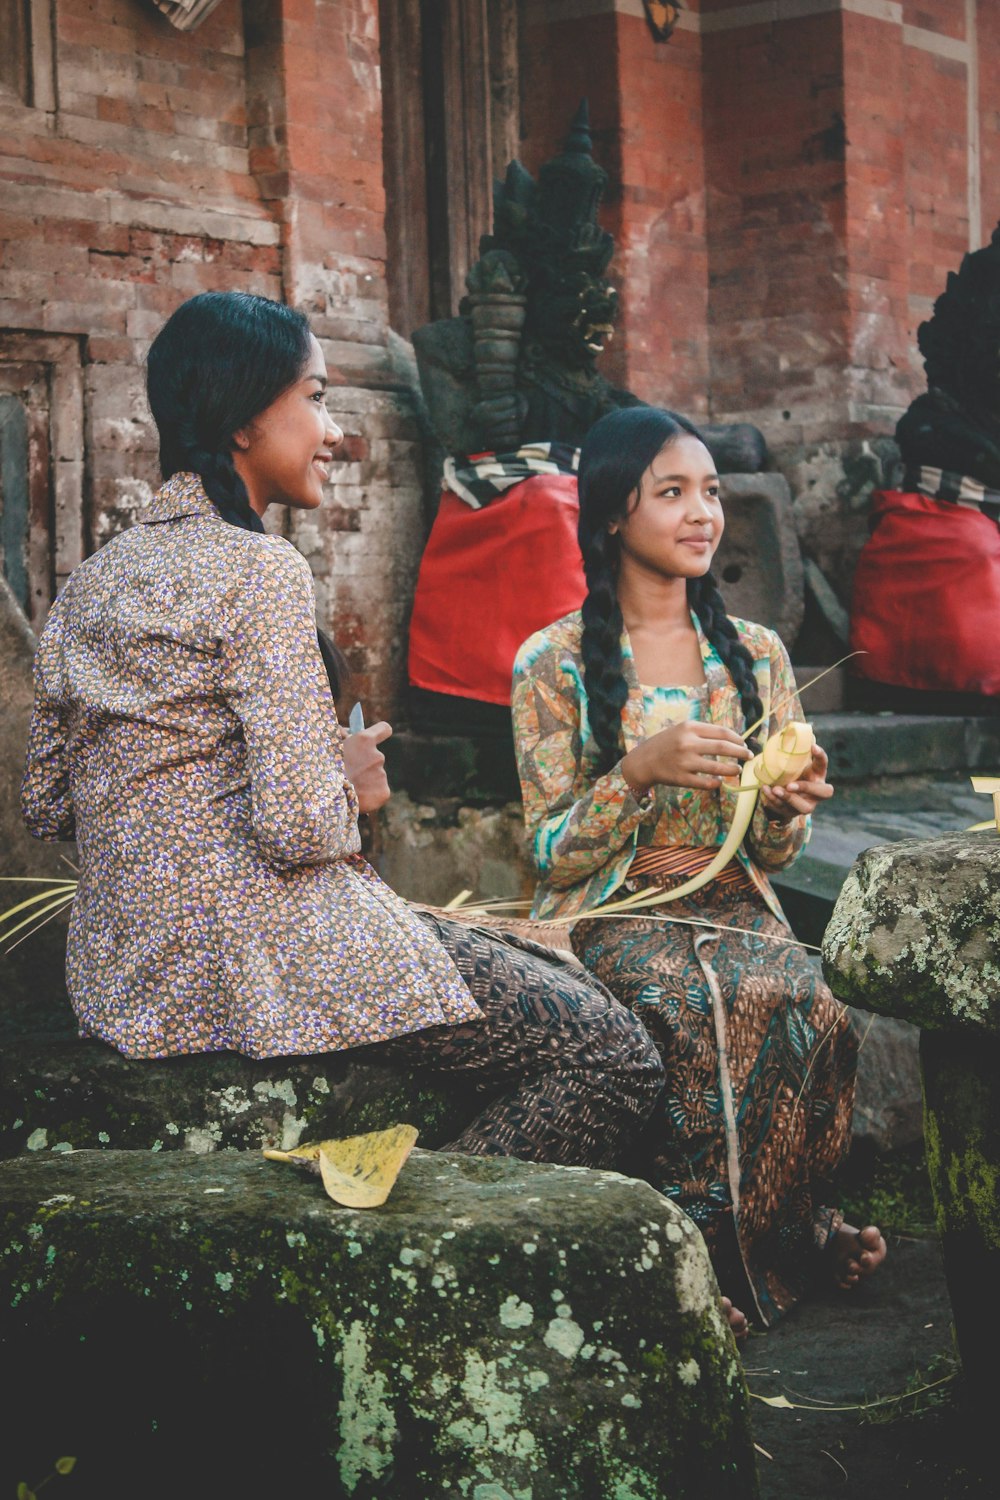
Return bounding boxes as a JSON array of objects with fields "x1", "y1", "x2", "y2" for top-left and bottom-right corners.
[{"x1": 572, "y1": 880, "x2": 856, "y2": 1326}]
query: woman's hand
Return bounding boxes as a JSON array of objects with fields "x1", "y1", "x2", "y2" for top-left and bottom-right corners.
[
  {"x1": 758, "y1": 743, "x2": 833, "y2": 822},
  {"x1": 342, "y1": 721, "x2": 393, "y2": 813},
  {"x1": 621, "y1": 720, "x2": 753, "y2": 796}
]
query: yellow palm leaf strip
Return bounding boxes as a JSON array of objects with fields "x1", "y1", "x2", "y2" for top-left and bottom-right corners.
[
  {"x1": 0, "y1": 884, "x2": 77, "y2": 930},
  {"x1": 4, "y1": 893, "x2": 77, "y2": 954},
  {"x1": 565, "y1": 909, "x2": 819, "y2": 953},
  {"x1": 969, "y1": 776, "x2": 1000, "y2": 833},
  {"x1": 595, "y1": 764, "x2": 761, "y2": 915},
  {"x1": 742, "y1": 651, "x2": 864, "y2": 743},
  {"x1": 1, "y1": 892, "x2": 76, "y2": 951}
]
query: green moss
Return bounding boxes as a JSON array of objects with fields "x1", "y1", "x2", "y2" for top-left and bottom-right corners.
[
  {"x1": 1, "y1": 1151, "x2": 757, "y2": 1497},
  {"x1": 925, "y1": 1104, "x2": 1000, "y2": 1251}
]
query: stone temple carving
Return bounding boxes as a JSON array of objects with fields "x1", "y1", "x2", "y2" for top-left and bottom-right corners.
[{"x1": 413, "y1": 101, "x2": 765, "y2": 475}]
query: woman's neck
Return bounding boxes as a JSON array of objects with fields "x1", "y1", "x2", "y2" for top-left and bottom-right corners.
[
  {"x1": 617, "y1": 566, "x2": 690, "y2": 633},
  {"x1": 617, "y1": 568, "x2": 704, "y2": 689}
]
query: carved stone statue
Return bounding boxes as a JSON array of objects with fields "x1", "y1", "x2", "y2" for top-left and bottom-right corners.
[
  {"x1": 849, "y1": 221, "x2": 1000, "y2": 700},
  {"x1": 413, "y1": 102, "x2": 765, "y2": 474}
]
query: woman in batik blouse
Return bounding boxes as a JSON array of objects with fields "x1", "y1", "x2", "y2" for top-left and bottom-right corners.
[
  {"x1": 20, "y1": 291, "x2": 665, "y2": 1178},
  {"x1": 512, "y1": 406, "x2": 885, "y2": 1326}
]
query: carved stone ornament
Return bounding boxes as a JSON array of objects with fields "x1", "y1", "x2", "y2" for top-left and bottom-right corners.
[
  {"x1": 149, "y1": 0, "x2": 225, "y2": 32},
  {"x1": 642, "y1": 1, "x2": 682, "y2": 42},
  {"x1": 413, "y1": 100, "x2": 766, "y2": 473}
]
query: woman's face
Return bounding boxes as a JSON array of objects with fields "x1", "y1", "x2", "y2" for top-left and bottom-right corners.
[
  {"x1": 234, "y1": 334, "x2": 343, "y2": 515},
  {"x1": 609, "y1": 433, "x2": 723, "y2": 582}
]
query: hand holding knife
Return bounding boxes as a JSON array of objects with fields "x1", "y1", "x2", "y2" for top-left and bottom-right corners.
[{"x1": 342, "y1": 700, "x2": 393, "y2": 814}]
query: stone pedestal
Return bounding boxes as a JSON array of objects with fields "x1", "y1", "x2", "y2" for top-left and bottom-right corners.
[
  {"x1": 822, "y1": 831, "x2": 1000, "y2": 1401},
  {"x1": 0, "y1": 1149, "x2": 757, "y2": 1499}
]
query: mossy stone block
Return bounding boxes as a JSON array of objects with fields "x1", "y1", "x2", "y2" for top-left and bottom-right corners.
[
  {"x1": 822, "y1": 831, "x2": 1000, "y2": 1035},
  {"x1": 0, "y1": 1149, "x2": 757, "y2": 1500},
  {"x1": 0, "y1": 1034, "x2": 481, "y2": 1160},
  {"x1": 921, "y1": 1029, "x2": 1000, "y2": 1399}
]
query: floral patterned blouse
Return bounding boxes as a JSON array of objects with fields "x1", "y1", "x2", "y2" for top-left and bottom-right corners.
[
  {"x1": 511, "y1": 610, "x2": 810, "y2": 921},
  {"x1": 21, "y1": 474, "x2": 481, "y2": 1060}
]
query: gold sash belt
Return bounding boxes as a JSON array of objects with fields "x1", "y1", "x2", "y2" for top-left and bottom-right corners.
[{"x1": 627, "y1": 843, "x2": 756, "y2": 894}]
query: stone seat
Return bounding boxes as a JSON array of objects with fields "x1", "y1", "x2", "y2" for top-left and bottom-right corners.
[
  {"x1": 0, "y1": 1028, "x2": 482, "y2": 1161},
  {"x1": 0, "y1": 1148, "x2": 757, "y2": 1499}
]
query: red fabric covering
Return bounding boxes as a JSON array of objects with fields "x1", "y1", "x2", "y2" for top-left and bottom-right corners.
[
  {"x1": 850, "y1": 488, "x2": 1000, "y2": 695},
  {"x1": 408, "y1": 472, "x2": 587, "y2": 706}
]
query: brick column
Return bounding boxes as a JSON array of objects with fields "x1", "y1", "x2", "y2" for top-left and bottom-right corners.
[
  {"x1": 702, "y1": 0, "x2": 999, "y2": 608},
  {"x1": 702, "y1": 2, "x2": 850, "y2": 448},
  {"x1": 518, "y1": 3, "x2": 710, "y2": 419},
  {"x1": 246, "y1": 0, "x2": 428, "y2": 717}
]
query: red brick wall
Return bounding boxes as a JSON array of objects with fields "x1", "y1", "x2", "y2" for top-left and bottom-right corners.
[
  {"x1": 5, "y1": 0, "x2": 1000, "y2": 692},
  {"x1": 0, "y1": 0, "x2": 426, "y2": 717},
  {"x1": 695, "y1": 0, "x2": 1000, "y2": 597},
  {"x1": 979, "y1": 0, "x2": 1000, "y2": 247},
  {"x1": 1, "y1": 0, "x2": 282, "y2": 546},
  {"x1": 702, "y1": 6, "x2": 849, "y2": 441},
  {"x1": 518, "y1": 7, "x2": 710, "y2": 419}
]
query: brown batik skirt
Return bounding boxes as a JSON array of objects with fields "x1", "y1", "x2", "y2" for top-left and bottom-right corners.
[{"x1": 571, "y1": 879, "x2": 857, "y2": 1326}]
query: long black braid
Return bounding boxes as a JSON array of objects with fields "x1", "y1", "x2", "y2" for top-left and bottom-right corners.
[
  {"x1": 687, "y1": 572, "x2": 764, "y2": 750},
  {"x1": 578, "y1": 406, "x2": 764, "y2": 775},
  {"x1": 146, "y1": 291, "x2": 349, "y2": 698}
]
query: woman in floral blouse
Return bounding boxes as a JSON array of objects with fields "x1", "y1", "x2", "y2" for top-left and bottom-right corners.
[
  {"x1": 20, "y1": 291, "x2": 664, "y2": 1173},
  {"x1": 512, "y1": 406, "x2": 885, "y2": 1325}
]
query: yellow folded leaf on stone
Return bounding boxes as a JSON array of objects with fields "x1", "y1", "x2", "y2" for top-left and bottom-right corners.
[
  {"x1": 263, "y1": 1124, "x2": 419, "y2": 1208},
  {"x1": 969, "y1": 776, "x2": 1000, "y2": 833}
]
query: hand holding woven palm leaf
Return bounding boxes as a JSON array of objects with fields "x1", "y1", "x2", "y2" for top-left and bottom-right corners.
[{"x1": 594, "y1": 720, "x2": 816, "y2": 917}]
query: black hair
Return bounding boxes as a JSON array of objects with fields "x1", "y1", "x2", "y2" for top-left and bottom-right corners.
[
  {"x1": 577, "y1": 405, "x2": 764, "y2": 773},
  {"x1": 146, "y1": 291, "x2": 349, "y2": 698}
]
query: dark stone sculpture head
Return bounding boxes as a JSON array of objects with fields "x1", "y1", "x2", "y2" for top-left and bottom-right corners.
[
  {"x1": 476, "y1": 102, "x2": 618, "y2": 370},
  {"x1": 896, "y1": 222, "x2": 1000, "y2": 486},
  {"x1": 412, "y1": 101, "x2": 765, "y2": 471},
  {"x1": 917, "y1": 222, "x2": 1000, "y2": 421}
]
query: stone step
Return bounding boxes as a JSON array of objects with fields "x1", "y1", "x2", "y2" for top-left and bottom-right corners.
[
  {"x1": 384, "y1": 712, "x2": 1000, "y2": 806},
  {"x1": 811, "y1": 712, "x2": 1000, "y2": 781},
  {"x1": 0, "y1": 1149, "x2": 756, "y2": 1499}
]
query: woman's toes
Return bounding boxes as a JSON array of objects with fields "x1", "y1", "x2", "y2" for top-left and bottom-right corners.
[
  {"x1": 720, "y1": 1295, "x2": 749, "y2": 1340},
  {"x1": 856, "y1": 1225, "x2": 887, "y2": 1276},
  {"x1": 832, "y1": 1223, "x2": 887, "y2": 1288}
]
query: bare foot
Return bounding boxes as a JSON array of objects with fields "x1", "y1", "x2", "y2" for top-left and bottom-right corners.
[
  {"x1": 721, "y1": 1295, "x2": 748, "y2": 1340},
  {"x1": 831, "y1": 1223, "x2": 887, "y2": 1289}
]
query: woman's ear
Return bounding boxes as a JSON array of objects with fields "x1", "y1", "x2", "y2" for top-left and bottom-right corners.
[
  {"x1": 232, "y1": 427, "x2": 251, "y2": 452},
  {"x1": 607, "y1": 520, "x2": 619, "y2": 536}
]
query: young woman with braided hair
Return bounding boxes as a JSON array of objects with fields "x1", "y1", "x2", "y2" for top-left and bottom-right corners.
[
  {"x1": 512, "y1": 406, "x2": 885, "y2": 1327},
  {"x1": 21, "y1": 291, "x2": 666, "y2": 1179}
]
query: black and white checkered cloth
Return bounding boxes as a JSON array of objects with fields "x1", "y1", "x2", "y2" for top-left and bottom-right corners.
[
  {"x1": 905, "y1": 464, "x2": 1000, "y2": 527},
  {"x1": 443, "y1": 442, "x2": 580, "y2": 509}
]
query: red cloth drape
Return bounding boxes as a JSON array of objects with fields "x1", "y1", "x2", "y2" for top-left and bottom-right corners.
[
  {"x1": 408, "y1": 472, "x2": 587, "y2": 706},
  {"x1": 850, "y1": 488, "x2": 1000, "y2": 695}
]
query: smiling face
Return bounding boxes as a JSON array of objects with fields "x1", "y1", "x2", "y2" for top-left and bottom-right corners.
[
  {"x1": 233, "y1": 334, "x2": 343, "y2": 516},
  {"x1": 609, "y1": 433, "x2": 723, "y2": 583}
]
